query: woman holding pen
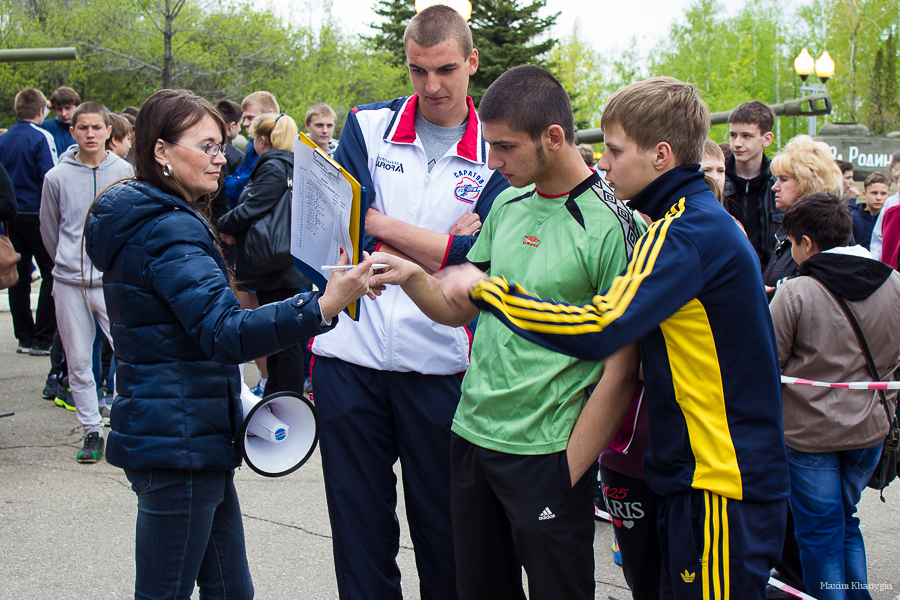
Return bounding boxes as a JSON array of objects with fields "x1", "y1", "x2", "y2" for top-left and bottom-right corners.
[{"x1": 85, "y1": 88, "x2": 373, "y2": 600}]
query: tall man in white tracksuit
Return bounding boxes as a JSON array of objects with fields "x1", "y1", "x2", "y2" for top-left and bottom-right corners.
[{"x1": 309, "y1": 5, "x2": 508, "y2": 599}]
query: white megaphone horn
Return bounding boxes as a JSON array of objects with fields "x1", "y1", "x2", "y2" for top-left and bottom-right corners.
[{"x1": 239, "y1": 378, "x2": 319, "y2": 477}]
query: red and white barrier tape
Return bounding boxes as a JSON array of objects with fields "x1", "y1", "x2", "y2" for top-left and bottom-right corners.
[
  {"x1": 781, "y1": 375, "x2": 900, "y2": 390},
  {"x1": 767, "y1": 577, "x2": 818, "y2": 600}
]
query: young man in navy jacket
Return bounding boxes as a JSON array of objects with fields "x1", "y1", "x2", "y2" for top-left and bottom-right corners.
[
  {"x1": 0, "y1": 87, "x2": 58, "y2": 354},
  {"x1": 441, "y1": 77, "x2": 790, "y2": 600},
  {"x1": 40, "y1": 86, "x2": 79, "y2": 155}
]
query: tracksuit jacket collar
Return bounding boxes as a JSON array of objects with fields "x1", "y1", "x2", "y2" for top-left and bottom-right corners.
[
  {"x1": 383, "y1": 94, "x2": 484, "y2": 164},
  {"x1": 628, "y1": 164, "x2": 708, "y2": 221}
]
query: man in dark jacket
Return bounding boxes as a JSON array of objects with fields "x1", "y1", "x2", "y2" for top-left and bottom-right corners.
[
  {"x1": 40, "y1": 86, "x2": 79, "y2": 155},
  {"x1": 212, "y1": 99, "x2": 245, "y2": 226},
  {"x1": 0, "y1": 87, "x2": 58, "y2": 354},
  {"x1": 724, "y1": 101, "x2": 781, "y2": 268}
]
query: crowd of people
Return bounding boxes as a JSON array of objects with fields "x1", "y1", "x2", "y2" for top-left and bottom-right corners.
[{"x1": 0, "y1": 3, "x2": 898, "y2": 599}]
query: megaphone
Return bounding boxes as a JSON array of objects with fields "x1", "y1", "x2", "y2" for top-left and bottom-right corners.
[{"x1": 239, "y1": 380, "x2": 319, "y2": 477}]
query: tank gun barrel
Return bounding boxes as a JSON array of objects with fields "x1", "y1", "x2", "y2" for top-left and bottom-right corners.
[
  {"x1": 574, "y1": 93, "x2": 833, "y2": 145},
  {"x1": 0, "y1": 47, "x2": 78, "y2": 63},
  {"x1": 709, "y1": 93, "x2": 831, "y2": 126}
]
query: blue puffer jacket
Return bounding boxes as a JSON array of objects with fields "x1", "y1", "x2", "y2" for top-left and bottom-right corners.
[{"x1": 85, "y1": 180, "x2": 336, "y2": 471}]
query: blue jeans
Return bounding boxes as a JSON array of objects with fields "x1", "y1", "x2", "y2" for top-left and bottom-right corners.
[
  {"x1": 124, "y1": 468, "x2": 253, "y2": 600},
  {"x1": 786, "y1": 444, "x2": 883, "y2": 600}
]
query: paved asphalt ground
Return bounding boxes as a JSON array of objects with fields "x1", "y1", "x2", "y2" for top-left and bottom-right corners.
[{"x1": 1, "y1": 295, "x2": 898, "y2": 599}]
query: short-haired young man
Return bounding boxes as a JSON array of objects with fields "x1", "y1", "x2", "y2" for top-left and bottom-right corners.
[
  {"x1": 305, "y1": 102, "x2": 338, "y2": 156},
  {"x1": 106, "y1": 113, "x2": 133, "y2": 160},
  {"x1": 212, "y1": 99, "x2": 245, "y2": 227},
  {"x1": 850, "y1": 171, "x2": 890, "y2": 249},
  {"x1": 41, "y1": 86, "x2": 80, "y2": 155},
  {"x1": 441, "y1": 76, "x2": 791, "y2": 600},
  {"x1": 369, "y1": 64, "x2": 642, "y2": 600},
  {"x1": 39, "y1": 102, "x2": 134, "y2": 462},
  {"x1": 0, "y1": 87, "x2": 59, "y2": 354},
  {"x1": 222, "y1": 91, "x2": 278, "y2": 205},
  {"x1": 214, "y1": 99, "x2": 246, "y2": 176},
  {"x1": 868, "y1": 149, "x2": 900, "y2": 259},
  {"x1": 724, "y1": 100, "x2": 780, "y2": 266},
  {"x1": 311, "y1": 5, "x2": 508, "y2": 598},
  {"x1": 836, "y1": 159, "x2": 859, "y2": 202},
  {"x1": 577, "y1": 142, "x2": 595, "y2": 167},
  {"x1": 770, "y1": 192, "x2": 899, "y2": 596},
  {"x1": 700, "y1": 138, "x2": 726, "y2": 197}
]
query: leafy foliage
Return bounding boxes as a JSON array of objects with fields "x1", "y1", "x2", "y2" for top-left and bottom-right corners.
[
  {"x1": 867, "y1": 31, "x2": 900, "y2": 134},
  {"x1": 0, "y1": 0, "x2": 410, "y2": 131},
  {"x1": 1, "y1": 0, "x2": 898, "y2": 145}
]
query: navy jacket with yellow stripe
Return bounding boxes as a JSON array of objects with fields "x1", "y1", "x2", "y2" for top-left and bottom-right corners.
[{"x1": 471, "y1": 165, "x2": 790, "y2": 503}]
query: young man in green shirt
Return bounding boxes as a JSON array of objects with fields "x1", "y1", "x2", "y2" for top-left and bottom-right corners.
[{"x1": 370, "y1": 65, "x2": 642, "y2": 600}]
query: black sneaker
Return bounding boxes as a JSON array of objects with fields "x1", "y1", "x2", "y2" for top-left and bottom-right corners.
[
  {"x1": 55, "y1": 382, "x2": 75, "y2": 411},
  {"x1": 77, "y1": 432, "x2": 104, "y2": 463},
  {"x1": 42, "y1": 373, "x2": 59, "y2": 400},
  {"x1": 29, "y1": 346, "x2": 51, "y2": 356}
]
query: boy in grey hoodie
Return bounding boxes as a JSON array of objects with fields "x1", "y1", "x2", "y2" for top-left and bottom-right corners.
[{"x1": 40, "y1": 102, "x2": 134, "y2": 463}]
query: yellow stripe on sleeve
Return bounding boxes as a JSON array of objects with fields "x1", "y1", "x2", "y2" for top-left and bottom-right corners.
[
  {"x1": 722, "y1": 495, "x2": 730, "y2": 600},
  {"x1": 712, "y1": 494, "x2": 721, "y2": 600},
  {"x1": 471, "y1": 199, "x2": 688, "y2": 335},
  {"x1": 703, "y1": 490, "x2": 711, "y2": 600}
]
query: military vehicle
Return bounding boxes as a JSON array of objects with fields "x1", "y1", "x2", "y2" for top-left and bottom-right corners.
[
  {"x1": 573, "y1": 93, "x2": 832, "y2": 145},
  {"x1": 815, "y1": 122, "x2": 900, "y2": 181}
]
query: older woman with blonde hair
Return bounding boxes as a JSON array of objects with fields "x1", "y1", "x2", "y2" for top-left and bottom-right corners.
[{"x1": 764, "y1": 135, "x2": 843, "y2": 288}]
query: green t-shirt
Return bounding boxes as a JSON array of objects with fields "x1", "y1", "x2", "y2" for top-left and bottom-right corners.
[{"x1": 452, "y1": 173, "x2": 643, "y2": 454}]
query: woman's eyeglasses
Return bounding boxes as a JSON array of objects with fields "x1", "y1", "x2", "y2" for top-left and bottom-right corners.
[{"x1": 171, "y1": 141, "x2": 227, "y2": 156}]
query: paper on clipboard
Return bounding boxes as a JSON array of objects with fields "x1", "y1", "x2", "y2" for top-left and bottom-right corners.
[{"x1": 291, "y1": 133, "x2": 367, "y2": 320}]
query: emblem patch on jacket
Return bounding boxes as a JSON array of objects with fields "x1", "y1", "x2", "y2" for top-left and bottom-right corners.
[{"x1": 454, "y1": 170, "x2": 484, "y2": 204}]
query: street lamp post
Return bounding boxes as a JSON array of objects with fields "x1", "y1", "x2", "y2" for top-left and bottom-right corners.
[{"x1": 794, "y1": 48, "x2": 835, "y2": 136}]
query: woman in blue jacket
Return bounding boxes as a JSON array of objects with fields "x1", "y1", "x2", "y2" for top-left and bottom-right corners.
[{"x1": 85, "y1": 89, "x2": 372, "y2": 600}]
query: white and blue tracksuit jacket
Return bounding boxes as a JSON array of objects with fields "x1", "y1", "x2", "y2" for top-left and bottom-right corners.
[{"x1": 312, "y1": 94, "x2": 509, "y2": 374}]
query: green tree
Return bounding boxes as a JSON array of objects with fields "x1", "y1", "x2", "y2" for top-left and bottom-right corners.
[
  {"x1": 468, "y1": 0, "x2": 557, "y2": 103},
  {"x1": 650, "y1": 0, "x2": 805, "y2": 145},
  {"x1": 812, "y1": 0, "x2": 899, "y2": 128},
  {"x1": 548, "y1": 25, "x2": 602, "y2": 129},
  {"x1": 367, "y1": 0, "x2": 415, "y2": 68},
  {"x1": 0, "y1": 0, "x2": 412, "y2": 130},
  {"x1": 547, "y1": 24, "x2": 640, "y2": 129},
  {"x1": 268, "y1": 13, "x2": 412, "y2": 136},
  {"x1": 866, "y1": 31, "x2": 900, "y2": 134}
]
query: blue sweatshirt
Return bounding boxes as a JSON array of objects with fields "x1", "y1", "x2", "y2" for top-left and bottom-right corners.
[
  {"x1": 470, "y1": 165, "x2": 790, "y2": 503},
  {"x1": 0, "y1": 121, "x2": 58, "y2": 213},
  {"x1": 222, "y1": 139, "x2": 258, "y2": 207},
  {"x1": 40, "y1": 117, "x2": 75, "y2": 156}
]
